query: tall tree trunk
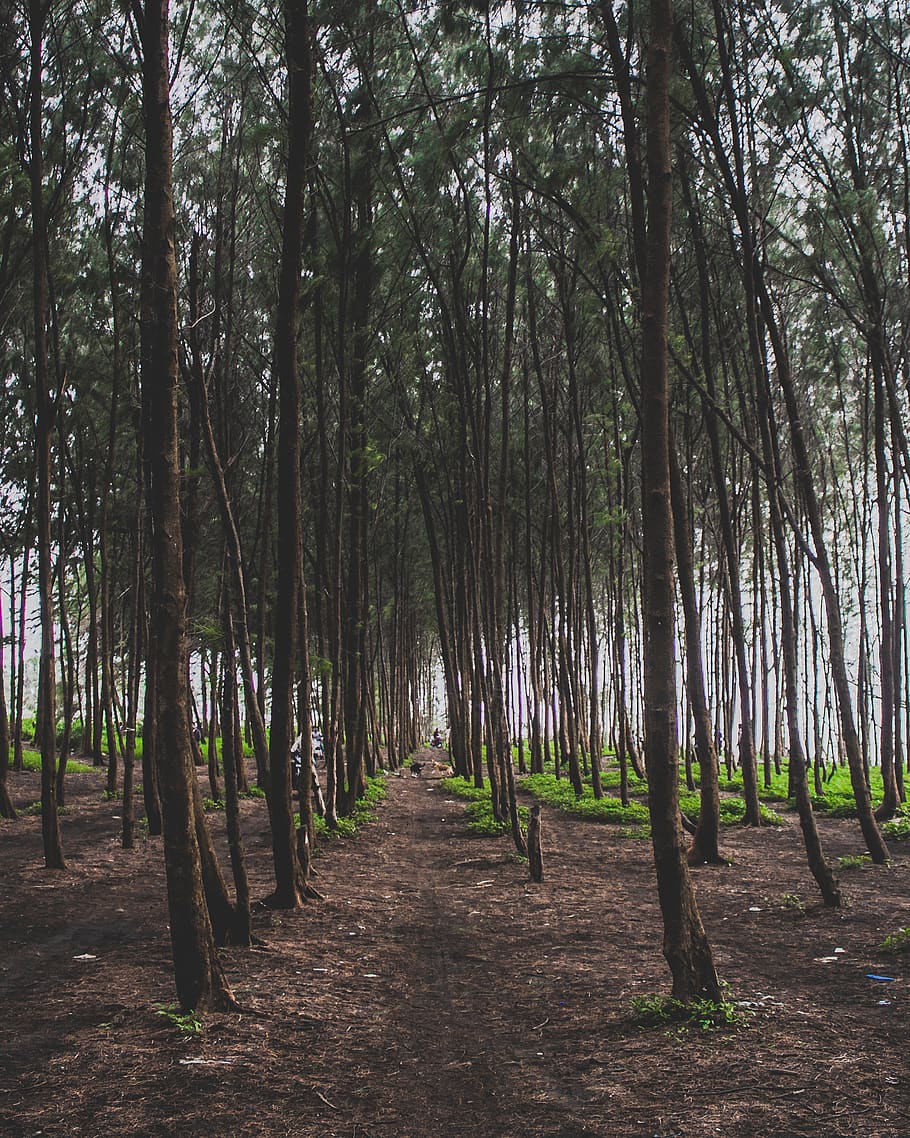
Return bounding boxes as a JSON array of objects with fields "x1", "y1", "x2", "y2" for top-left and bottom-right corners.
[
  {"x1": 29, "y1": 0, "x2": 64, "y2": 870},
  {"x1": 139, "y1": 0, "x2": 233, "y2": 1011},
  {"x1": 265, "y1": 0, "x2": 314, "y2": 907},
  {"x1": 639, "y1": 0, "x2": 719, "y2": 1002},
  {"x1": 757, "y1": 379, "x2": 841, "y2": 906}
]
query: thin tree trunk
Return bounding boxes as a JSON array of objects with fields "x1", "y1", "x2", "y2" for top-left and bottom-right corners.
[
  {"x1": 29, "y1": 0, "x2": 64, "y2": 870},
  {"x1": 0, "y1": 586, "x2": 14, "y2": 819},
  {"x1": 264, "y1": 0, "x2": 314, "y2": 908},
  {"x1": 669, "y1": 441, "x2": 723, "y2": 865}
]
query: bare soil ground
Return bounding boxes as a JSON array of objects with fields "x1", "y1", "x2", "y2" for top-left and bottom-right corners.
[{"x1": 2, "y1": 751, "x2": 910, "y2": 1138}]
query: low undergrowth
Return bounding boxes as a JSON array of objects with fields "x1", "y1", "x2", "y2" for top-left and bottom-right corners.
[
  {"x1": 439, "y1": 775, "x2": 529, "y2": 836},
  {"x1": 310, "y1": 774, "x2": 387, "y2": 840},
  {"x1": 882, "y1": 816, "x2": 910, "y2": 840},
  {"x1": 881, "y1": 926, "x2": 910, "y2": 953},
  {"x1": 19, "y1": 751, "x2": 96, "y2": 776},
  {"x1": 678, "y1": 793, "x2": 785, "y2": 827},
  {"x1": 630, "y1": 991, "x2": 753, "y2": 1033},
  {"x1": 520, "y1": 772, "x2": 650, "y2": 826}
]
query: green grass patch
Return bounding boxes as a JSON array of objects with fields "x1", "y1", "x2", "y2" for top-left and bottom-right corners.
[
  {"x1": 677, "y1": 793, "x2": 784, "y2": 827},
  {"x1": 311, "y1": 774, "x2": 387, "y2": 840},
  {"x1": 811, "y1": 765, "x2": 885, "y2": 816},
  {"x1": 595, "y1": 766, "x2": 649, "y2": 795},
  {"x1": 838, "y1": 853, "x2": 872, "y2": 869},
  {"x1": 520, "y1": 772, "x2": 650, "y2": 825},
  {"x1": 19, "y1": 750, "x2": 95, "y2": 775},
  {"x1": 618, "y1": 824, "x2": 651, "y2": 839},
  {"x1": 882, "y1": 816, "x2": 910, "y2": 840},
  {"x1": 439, "y1": 775, "x2": 492, "y2": 802},
  {"x1": 440, "y1": 775, "x2": 528, "y2": 836}
]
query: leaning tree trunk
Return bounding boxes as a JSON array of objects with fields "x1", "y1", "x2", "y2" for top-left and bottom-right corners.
[
  {"x1": 758, "y1": 389, "x2": 841, "y2": 907},
  {"x1": 139, "y1": 0, "x2": 233, "y2": 1012},
  {"x1": 756, "y1": 274, "x2": 889, "y2": 866},
  {"x1": 638, "y1": 0, "x2": 720, "y2": 1002}
]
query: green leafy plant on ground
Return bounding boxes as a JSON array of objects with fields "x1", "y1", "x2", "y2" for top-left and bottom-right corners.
[
  {"x1": 19, "y1": 751, "x2": 95, "y2": 776},
  {"x1": 630, "y1": 991, "x2": 752, "y2": 1033},
  {"x1": 838, "y1": 854, "x2": 872, "y2": 869},
  {"x1": 155, "y1": 1004, "x2": 204, "y2": 1036},
  {"x1": 439, "y1": 775, "x2": 490, "y2": 802},
  {"x1": 311, "y1": 774, "x2": 387, "y2": 840},
  {"x1": 678, "y1": 793, "x2": 785, "y2": 828},
  {"x1": 520, "y1": 773, "x2": 650, "y2": 825},
  {"x1": 881, "y1": 926, "x2": 910, "y2": 953},
  {"x1": 882, "y1": 816, "x2": 910, "y2": 840},
  {"x1": 440, "y1": 775, "x2": 527, "y2": 836}
]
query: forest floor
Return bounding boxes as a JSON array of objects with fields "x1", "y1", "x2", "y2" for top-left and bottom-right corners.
[{"x1": 2, "y1": 752, "x2": 910, "y2": 1138}]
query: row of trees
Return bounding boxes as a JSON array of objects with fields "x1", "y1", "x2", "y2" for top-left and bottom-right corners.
[{"x1": 2, "y1": 0, "x2": 909, "y2": 1004}]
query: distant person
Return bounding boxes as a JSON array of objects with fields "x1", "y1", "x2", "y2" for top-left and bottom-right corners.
[{"x1": 431, "y1": 728, "x2": 443, "y2": 749}]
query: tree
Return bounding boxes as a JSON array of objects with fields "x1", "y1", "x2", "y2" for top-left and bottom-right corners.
[
  {"x1": 28, "y1": 0, "x2": 64, "y2": 870},
  {"x1": 138, "y1": 0, "x2": 234, "y2": 1011},
  {"x1": 638, "y1": 0, "x2": 719, "y2": 1002},
  {"x1": 264, "y1": 0, "x2": 315, "y2": 908}
]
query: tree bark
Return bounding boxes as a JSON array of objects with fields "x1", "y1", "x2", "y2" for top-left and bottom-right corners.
[
  {"x1": 264, "y1": 0, "x2": 314, "y2": 907},
  {"x1": 28, "y1": 0, "x2": 64, "y2": 870},
  {"x1": 139, "y1": 0, "x2": 234, "y2": 1011},
  {"x1": 639, "y1": 0, "x2": 720, "y2": 1002}
]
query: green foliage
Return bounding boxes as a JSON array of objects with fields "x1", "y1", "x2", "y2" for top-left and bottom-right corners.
[
  {"x1": 881, "y1": 927, "x2": 910, "y2": 953},
  {"x1": 819, "y1": 802, "x2": 860, "y2": 819},
  {"x1": 781, "y1": 893, "x2": 806, "y2": 915},
  {"x1": 21, "y1": 750, "x2": 94, "y2": 775},
  {"x1": 596, "y1": 766, "x2": 649, "y2": 795},
  {"x1": 630, "y1": 991, "x2": 752, "y2": 1033},
  {"x1": 155, "y1": 1004, "x2": 204, "y2": 1036},
  {"x1": 521, "y1": 773, "x2": 649, "y2": 825},
  {"x1": 838, "y1": 854, "x2": 872, "y2": 869},
  {"x1": 465, "y1": 799, "x2": 529, "y2": 837},
  {"x1": 881, "y1": 816, "x2": 910, "y2": 840},
  {"x1": 440, "y1": 775, "x2": 528, "y2": 836},
  {"x1": 312, "y1": 774, "x2": 387, "y2": 841},
  {"x1": 439, "y1": 776, "x2": 491, "y2": 802},
  {"x1": 676, "y1": 793, "x2": 784, "y2": 828},
  {"x1": 201, "y1": 797, "x2": 224, "y2": 812},
  {"x1": 241, "y1": 786, "x2": 267, "y2": 799},
  {"x1": 618, "y1": 824, "x2": 651, "y2": 840},
  {"x1": 463, "y1": 798, "x2": 514, "y2": 837},
  {"x1": 811, "y1": 766, "x2": 884, "y2": 816}
]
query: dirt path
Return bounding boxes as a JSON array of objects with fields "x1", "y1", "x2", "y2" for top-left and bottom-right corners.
[{"x1": 3, "y1": 756, "x2": 910, "y2": 1137}]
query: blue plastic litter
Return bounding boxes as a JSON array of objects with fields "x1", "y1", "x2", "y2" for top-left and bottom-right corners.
[{"x1": 865, "y1": 973, "x2": 897, "y2": 981}]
